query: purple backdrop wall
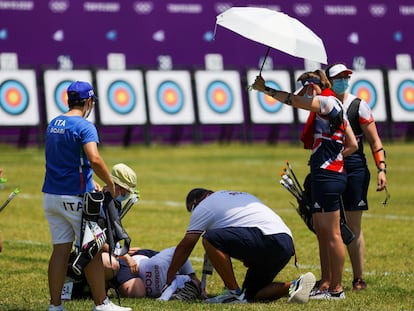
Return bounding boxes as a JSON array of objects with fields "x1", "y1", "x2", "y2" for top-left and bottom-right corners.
[{"x1": 0, "y1": 0, "x2": 413, "y2": 70}]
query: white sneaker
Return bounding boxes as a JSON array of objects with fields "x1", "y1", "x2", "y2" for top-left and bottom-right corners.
[
  {"x1": 204, "y1": 289, "x2": 246, "y2": 304},
  {"x1": 309, "y1": 288, "x2": 328, "y2": 299},
  {"x1": 311, "y1": 290, "x2": 346, "y2": 300},
  {"x1": 48, "y1": 305, "x2": 66, "y2": 311},
  {"x1": 93, "y1": 297, "x2": 132, "y2": 311},
  {"x1": 288, "y1": 272, "x2": 316, "y2": 304}
]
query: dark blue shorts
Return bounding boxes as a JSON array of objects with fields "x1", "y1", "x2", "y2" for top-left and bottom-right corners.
[
  {"x1": 203, "y1": 227, "x2": 294, "y2": 301},
  {"x1": 311, "y1": 169, "x2": 347, "y2": 213},
  {"x1": 342, "y1": 165, "x2": 370, "y2": 211}
]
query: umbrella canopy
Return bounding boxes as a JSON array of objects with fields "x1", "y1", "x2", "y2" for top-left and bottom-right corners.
[{"x1": 215, "y1": 7, "x2": 327, "y2": 65}]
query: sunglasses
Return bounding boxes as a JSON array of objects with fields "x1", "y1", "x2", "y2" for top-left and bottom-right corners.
[{"x1": 301, "y1": 77, "x2": 321, "y2": 86}]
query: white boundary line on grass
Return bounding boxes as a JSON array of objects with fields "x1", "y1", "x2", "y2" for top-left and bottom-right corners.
[
  {"x1": 16, "y1": 195, "x2": 414, "y2": 221},
  {"x1": 142, "y1": 200, "x2": 414, "y2": 221}
]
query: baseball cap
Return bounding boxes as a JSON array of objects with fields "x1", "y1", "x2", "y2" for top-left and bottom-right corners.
[
  {"x1": 111, "y1": 163, "x2": 137, "y2": 194},
  {"x1": 67, "y1": 81, "x2": 98, "y2": 101},
  {"x1": 326, "y1": 64, "x2": 353, "y2": 79}
]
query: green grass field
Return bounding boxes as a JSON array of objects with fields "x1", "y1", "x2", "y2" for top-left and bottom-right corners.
[{"x1": 0, "y1": 142, "x2": 413, "y2": 311}]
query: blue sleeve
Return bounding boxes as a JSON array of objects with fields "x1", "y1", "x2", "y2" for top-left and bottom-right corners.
[{"x1": 80, "y1": 120, "x2": 99, "y2": 145}]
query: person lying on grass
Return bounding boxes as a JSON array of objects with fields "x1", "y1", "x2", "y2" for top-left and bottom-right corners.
[{"x1": 102, "y1": 246, "x2": 202, "y2": 301}]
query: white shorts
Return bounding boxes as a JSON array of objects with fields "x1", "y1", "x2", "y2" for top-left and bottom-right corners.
[{"x1": 43, "y1": 193, "x2": 84, "y2": 245}]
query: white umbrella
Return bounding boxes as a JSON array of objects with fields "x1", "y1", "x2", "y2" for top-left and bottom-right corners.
[{"x1": 215, "y1": 7, "x2": 328, "y2": 67}]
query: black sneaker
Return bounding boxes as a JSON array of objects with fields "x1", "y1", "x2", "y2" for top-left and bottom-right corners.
[
  {"x1": 204, "y1": 289, "x2": 246, "y2": 304},
  {"x1": 312, "y1": 290, "x2": 346, "y2": 300},
  {"x1": 170, "y1": 280, "x2": 201, "y2": 301},
  {"x1": 326, "y1": 290, "x2": 346, "y2": 300}
]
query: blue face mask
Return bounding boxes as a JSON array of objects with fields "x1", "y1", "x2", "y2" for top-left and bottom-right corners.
[
  {"x1": 116, "y1": 193, "x2": 130, "y2": 202},
  {"x1": 332, "y1": 79, "x2": 349, "y2": 94}
]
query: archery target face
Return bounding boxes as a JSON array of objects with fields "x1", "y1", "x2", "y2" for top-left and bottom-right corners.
[
  {"x1": 157, "y1": 80, "x2": 184, "y2": 114},
  {"x1": 194, "y1": 70, "x2": 243, "y2": 124},
  {"x1": 349, "y1": 70, "x2": 387, "y2": 122},
  {"x1": 397, "y1": 79, "x2": 414, "y2": 111},
  {"x1": 43, "y1": 70, "x2": 95, "y2": 123},
  {"x1": 247, "y1": 70, "x2": 293, "y2": 124},
  {"x1": 107, "y1": 80, "x2": 136, "y2": 114},
  {"x1": 256, "y1": 80, "x2": 283, "y2": 113},
  {"x1": 96, "y1": 70, "x2": 147, "y2": 125},
  {"x1": 146, "y1": 70, "x2": 194, "y2": 124},
  {"x1": 0, "y1": 70, "x2": 39, "y2": 125},
  {"x1": 381, "y1": 70, "x2": 414, "y2": 121},
  {"x1": 54, "y1": 80, "x2": 71, "y2": 113},
  {"x1": 350, "y1": 79, "x2": 377, "y2": 109},
  {"x1": 205, "y1": 80, "x2": 233, "y2": 113},
  {"x1": 0, "y1": 79, "x2": 29, "y2": 115}
]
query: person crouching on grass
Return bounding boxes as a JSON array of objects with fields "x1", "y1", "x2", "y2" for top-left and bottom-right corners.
[{"x1": 166, "y1": 188, "x2": 317, "y2": 304}]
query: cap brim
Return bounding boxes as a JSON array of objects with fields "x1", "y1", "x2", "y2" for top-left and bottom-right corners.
[
  {"x1": 112, "y1": 176, "x2": 136, "y2": 193},
  {"x1": 328, "y1": 64, "x2": 353, "y2": 78}
]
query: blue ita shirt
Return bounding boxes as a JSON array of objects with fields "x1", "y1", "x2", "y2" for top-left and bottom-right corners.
[{"x1": 42, "y1": 115, "x2": 99, "y2": 195}]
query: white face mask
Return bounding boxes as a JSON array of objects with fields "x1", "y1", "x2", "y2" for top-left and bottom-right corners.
[{"x1": 83, "y1": 100, "x2": 94, "y2": 119}]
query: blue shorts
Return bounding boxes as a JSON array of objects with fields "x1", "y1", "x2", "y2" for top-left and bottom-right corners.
[
  {"x1": 342, "y1": 165, "x2": 370, "y2": 211},
  {"x1": 311, "y1": 169, "x2": 347, "y2": 213},
  {"x1": 203, "y1": 227, "x2": 294, "y2": 301}
]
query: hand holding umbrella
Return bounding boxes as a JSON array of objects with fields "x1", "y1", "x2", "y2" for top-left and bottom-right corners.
[{"x1": 250, "y1": 75, "x2": 266, "y2": 92}]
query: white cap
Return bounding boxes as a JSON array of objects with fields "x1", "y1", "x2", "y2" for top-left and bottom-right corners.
[{"x1": 327, "y1": 64, "x2": 353, "y2": 79}]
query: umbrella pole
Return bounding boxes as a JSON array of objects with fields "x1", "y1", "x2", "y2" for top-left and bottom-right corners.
[
  {"x1": 259, "y1": 47, "x2": 271, "y2": 76},
  {"x1": 213, "y1": 23, "x2": 218, "y2": 40}
]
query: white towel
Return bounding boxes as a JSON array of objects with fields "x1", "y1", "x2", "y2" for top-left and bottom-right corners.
[{"x1": 157, "y1": 275, "x2": 191, "y2": 301}]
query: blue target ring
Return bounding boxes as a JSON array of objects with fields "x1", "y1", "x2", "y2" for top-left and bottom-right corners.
[
  {"x1": 350, "y1": 79, "x2": 377, "y2": 109},
  {"x1": 206, "y1": 80, "x2": 233, "y2": 113},
  {"x1": 0, "y1": 79, "x2": 29, "y2": 115},
  {"x1": 54, "y1": 80, "x2": 73, "y2": 112},
  {"x1": 397, "y1": 79, "x2": 414, "y2": 111},
  {"x1": 256, "y1": 81, "x2": 283, "y2": 113},
  {"x1": 157, "y1": 80, "x2": 184, "y2": 114},
  {"x1": 107, "y1": 80, "x2": 136, "y2": 114}
]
